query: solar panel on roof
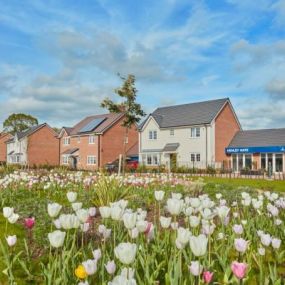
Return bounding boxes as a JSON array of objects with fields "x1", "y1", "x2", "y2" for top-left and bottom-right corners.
[{"x1": 79, "y1": 118, "x2": 106, "y2": 133}]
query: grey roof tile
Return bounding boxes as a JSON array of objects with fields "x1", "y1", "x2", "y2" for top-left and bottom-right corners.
[
  {"x1": 148, "y1": 98, "x2": 229, "y2": 128},
  {"x1": 229, "y1": 128, "x2": 285, "y2": 147}
]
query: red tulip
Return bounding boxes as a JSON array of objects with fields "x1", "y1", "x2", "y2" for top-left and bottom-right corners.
[
  {"x1": 203, "y1": 271, "x2": 214, "y2": 283},
  {"x1": 231, "y1": 261, "x2": 247, "y2": 280},
  {"x1": 24, "y1": 217, "x2": 35, "y2": 229}
]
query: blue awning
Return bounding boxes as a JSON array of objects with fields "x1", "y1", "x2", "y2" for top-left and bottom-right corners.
[{"x1": 226, "y1": 146, "x2": 285, "y2": 154}]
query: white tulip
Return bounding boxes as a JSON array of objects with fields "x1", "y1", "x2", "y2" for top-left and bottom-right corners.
[
  {"x1": 258, "y1": 247, "x2": 265, "y2": 256},
  {"x1": 234, "y1": 238, "x2": 248, "y2": 253},
  {"x1": 6, "y1": 235, "x2": 17, "y2": 247},
  {"x1": 129, "y1": 227, "x2": 139, "y2": 239},
  {"x1": 99, "y1": 206, "x2": 111, "y2": 218},
  {"x1": 48, "y1": 230, "x2": 66, "y2": 248},
  {"x1": 232, "y1": 224, "x2": 243, "y2": 235},
  {"x1": 176, "y1": 227, "x2": 191, "y2": 247},
  {"x1": 111, "y1": 206, "x2": 124, "y2": 221},
  {"x1": 48, "y1": 203, "x2": 62, "y2": 218},
  {"x1": 136, "y1": 220, "x2": 148, "y2": 233},
  {"x1": 189, "y1": 215, "x2": 200, "y2": 228},
  {"x1": 67, "y1": 191, "x2": 77, "y2": 203},
  {"x1": 189, "y1": 261, "x2": 203, "y2": 276},
  {"x1": 216, "y1": 205, "x2": 230, "y2": 220},
  {"x1": 114, "y1": 243, "x2": 137, "y2": 265},
  {"x1": 190, "y1": 198, "x2": 200, "y2": 208},
  {"x1": 171, "y1": 193, "x2": 182, "y2": 200},
  {"x1": 81, "y1": 222, "x2": 90, "y2": 232},
  {"x1": 272, "y1": 238, "x2": 281, "y2": 249},
  {"x1": 59, "y1": 214, "x2": 80, "y2": 229},
  {"x1": 160, "y1": 216, "x2": 171, "y2": 228},
  {"x1": 154, "y1": 190, "x2": 165, "y2": 201},
  {"x1": 123, "y1": 212, "x2": 137, "y2": 229},
  {"x1": 189, "y1": 234, "x2": 208, "y2": 257},
  {"x1": 105, "y1": 260, "x2": 116, "y2": 275},
  {"x1": 92, "y1": 248, "x2": 102, "y2": 260},
  {"x1": 3, "y1": 207, "x2": 14, "y2": 218},
  {"x1": 8, "y1": 213, "x2": 19, "y2": 224},
  {"x1": 72, "y1": 202, "x2": 82, "y2": 212},
  {"x1": 89, "y1": 207, "x2": 96, "y2": 217},
  {"x1": 167, "y1": 198, "x2": 183, "y2": 216},
  {"x1": 261, "y1": 233, "x2": 271, "y2": 247},
  {"x1": 82, "y1": 259, "x2": 97, "y2": 275},
  {"x1": 76, "y1": 209, "x2": 89, "y2": 223}
]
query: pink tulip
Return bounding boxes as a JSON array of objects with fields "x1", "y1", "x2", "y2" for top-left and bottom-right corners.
[
  {"x1": 231, "y1": 261, "x2": 247, "y2": 279},
  {"x1": 203, "y1": 271, "x2": 214, "y2": 283},
  {"x1": 24, "y1": 217, "x2": 35, "y2": 229}
]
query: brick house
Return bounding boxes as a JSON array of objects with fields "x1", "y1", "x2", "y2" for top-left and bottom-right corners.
[
  {"x1": 58, "y1": 113, "x2": 138, "y2": 170},
  {"x1": 139, "y1": 98, "x2": 241, "y2": 169},
  {"x1": 6, "y1": 123, "x2": 59, "y2": 166},
  {"x1": 0, "y1": 132, "x2": 12, "y2": 163}
]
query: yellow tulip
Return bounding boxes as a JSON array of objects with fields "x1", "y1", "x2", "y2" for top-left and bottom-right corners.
[{"x1": 75, "y1": 264, "x2": 87, "y2": 279}]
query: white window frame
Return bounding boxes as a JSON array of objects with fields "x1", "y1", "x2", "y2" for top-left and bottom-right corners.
[
  {"x1": 148, "y1": 130, "x2": 157, "y2": 140},
  {"x1": 77, "y1": 136, "x2": 81, "y2": 143},
  {"x1": 145, "y1": 153, "x2": 159, "y2": 166},
  {"x1": 63, "y1": 137, "x2": 70, "y2": 145},
  {"x1": 89, "y1": 135, "x2": 95, "y2": 144},
  {"x1": 62, "y1": 155, "x2": 69, "y2": 164},
  {"x1": 87, "y1": 155, "x2": 96, "y2": 165},
  {"x1": 190, "y1": 152, "x2": 201, "y2": 162},
  {"x1": 190, "y1": 127, "x2": 201, "y2": 138}
]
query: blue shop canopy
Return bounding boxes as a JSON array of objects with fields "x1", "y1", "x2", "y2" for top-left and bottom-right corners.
[{"x1": 225, "y1": 146, "x2": 285, "y2": 154}]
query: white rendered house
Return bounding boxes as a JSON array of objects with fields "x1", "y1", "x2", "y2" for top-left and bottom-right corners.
[{"x1": 139, "y1": 98, "x2": 241, "y2": 169}]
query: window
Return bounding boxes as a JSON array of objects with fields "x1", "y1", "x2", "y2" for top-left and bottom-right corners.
[
  {"x1": 77, "y1": 136, "x2": 80, "y2": 143},
  {"x1": 146, "y1": 154, "x2": 159, "y2": 165},
  {"x1": 16, "y1": 155, "x2": 21, "y2": 163},
  {"x1": 261, "y1": 154, "x2": 266, "y2": 169},
  {"x1": 63, "y1": 137, "x2": 70, "y2": 145},
  {"x1": 87, "y1": 155, "x2": 96, "y2": 165},
  {"x1": 190, "y1": 127, "x2": 200, "y2": 138},
  {"x1": 245, "y1": 154, "x2": 252, "y2": 169},
  {"x1": 190, "y1": 153, "x2": 201, "y2": 162},
  {"x1": 275, "y1": 154, "x2": 283, "y2": 172},
  {"x1": 149, "y1": 130, "x2": 157, "y2": 140},
  {"x1": 89, "y1": 135, "x2": 95, "y2": 144},
  {"x1": 170, "y1": 129, "x2": 174, "y2": 136},
  {"x1": 62, "y1": 155, "x2": 69, "y2": 164}
]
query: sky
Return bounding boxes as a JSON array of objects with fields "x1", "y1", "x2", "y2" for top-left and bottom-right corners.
[{"x1": 0, "y1": 0, "x2": 285, "y2": 130}]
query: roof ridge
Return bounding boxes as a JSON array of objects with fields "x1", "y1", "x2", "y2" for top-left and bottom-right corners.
[{"x1": 154, "y1": 97, "x2": 229, "y2": 112}]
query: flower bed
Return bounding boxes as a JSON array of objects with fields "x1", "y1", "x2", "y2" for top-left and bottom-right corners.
[{"x1": 0, "y1": 171, "x2": 285, "y2": 284}]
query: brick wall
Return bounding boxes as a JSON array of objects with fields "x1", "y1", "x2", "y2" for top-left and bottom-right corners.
[
  {"x1": 0, "y1": 133, "x2": 11, "y2": 162},
  {"x1": 215, "y1": 102, "x2": 241, "y2": 163},
  {"x1": 60, "y1": 132, "x2": 99, "y2": 170},
  {"x1": 100, "y1": 116, "x2": 138, "y2": 167},
  {"x1": 27, "y1": 126, "x2": 59, "y2": 166}
]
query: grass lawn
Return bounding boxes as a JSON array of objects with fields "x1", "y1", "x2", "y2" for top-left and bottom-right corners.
[{"x1": 191, "y1": 176, "x2": 285, "y2": 192}]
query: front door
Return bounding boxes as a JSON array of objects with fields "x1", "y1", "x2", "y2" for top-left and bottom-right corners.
[
  {"x1": 169, "y1": 153, "x2": 177, "y2": 170},
  {"x1": 71, "y1": 156, "x2": 78, "y2": 169}
]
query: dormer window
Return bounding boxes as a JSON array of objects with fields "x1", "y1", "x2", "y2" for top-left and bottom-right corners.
[
  {"x1": 149, "y1": 130, "x2": 157, "y2": 140},
  {"x1": 63, "y1": 137, "x2": 70, "y2": 145}
]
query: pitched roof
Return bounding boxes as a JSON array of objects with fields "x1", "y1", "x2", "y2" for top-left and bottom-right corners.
[
  {"x1": 162, "y1": 143, "x2": 180, "y2": 152},
  {"x1": 62, "y1": 113, "x2": 124, "y2": 136},
  {"x1": 141, "y1": 98, "x2": 229, "y2": 129},
  {"x1": 229, "y1": 128, "x2": 285, "y2": 147},
  {"x1": 17, "y1": 124, "x2": 46, "y2": 140},
  {"x1": 6, "y1": 123, "x2": 56, "y2": 143}
]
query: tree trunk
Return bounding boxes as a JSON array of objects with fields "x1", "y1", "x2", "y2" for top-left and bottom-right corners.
[{"x1": 122, "y1": 127, "x2": 129, "y2": 176}]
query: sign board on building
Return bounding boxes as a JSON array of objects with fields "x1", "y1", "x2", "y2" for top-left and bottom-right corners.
[{"x1": 225, "y1": 146, "x2": 285, "y2": 154}]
